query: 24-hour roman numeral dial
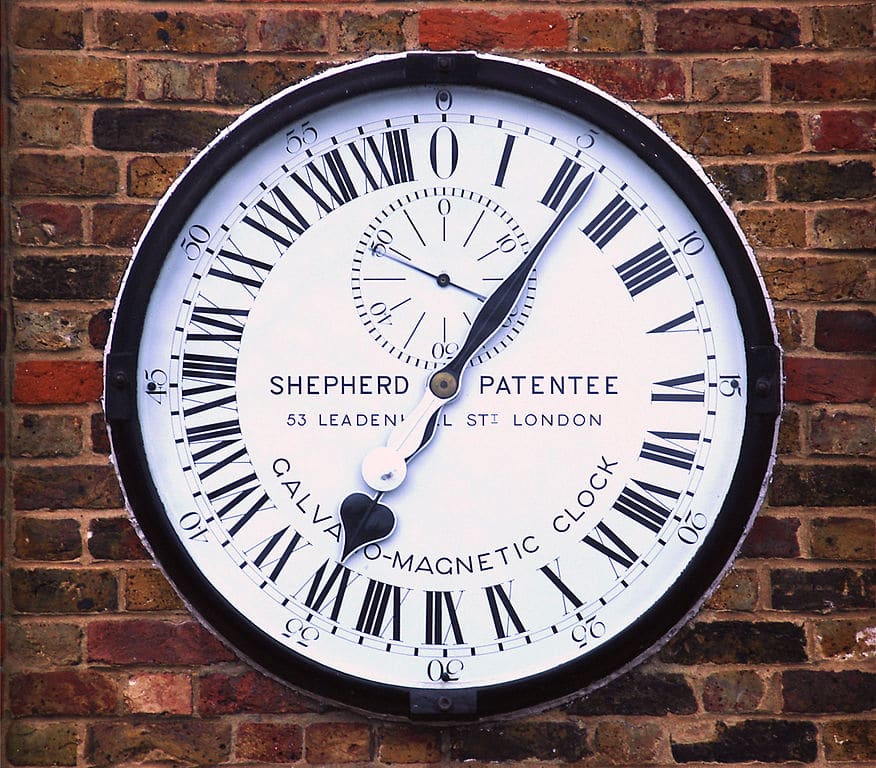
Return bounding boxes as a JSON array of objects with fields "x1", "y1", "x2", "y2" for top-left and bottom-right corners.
[{"x1": 106, "y1": 53, "x2": 780, "y2": 721}]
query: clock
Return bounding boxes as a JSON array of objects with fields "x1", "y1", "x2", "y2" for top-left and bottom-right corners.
[{"x1": 105, "y1": 52, "x2": 782, "y2": 721}]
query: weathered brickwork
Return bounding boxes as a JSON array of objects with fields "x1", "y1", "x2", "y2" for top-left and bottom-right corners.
[{"x1": 2, "y1": 2, "x2": 873, "y2": 767}]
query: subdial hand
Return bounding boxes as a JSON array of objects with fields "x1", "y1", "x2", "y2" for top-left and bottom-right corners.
[
  {"x1": 370, "y1": 245, "x2": 488, "y2": 302},
  {"x1": 339, "y1": 173, "x2": 594, "y2": 560}
]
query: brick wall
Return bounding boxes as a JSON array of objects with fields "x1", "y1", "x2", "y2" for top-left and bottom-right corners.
[{"x1": 2, "y1": 2, "x2": 874, "y2": 766}]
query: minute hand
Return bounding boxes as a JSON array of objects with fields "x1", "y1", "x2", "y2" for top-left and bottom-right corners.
[{"x1": 429, "y1": 172, "x2": 595, "y2": 402}]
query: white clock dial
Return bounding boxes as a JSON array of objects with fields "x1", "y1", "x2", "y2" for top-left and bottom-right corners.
[{"x1": 106, "y1": 53, "x2": 780, "y2": 720}]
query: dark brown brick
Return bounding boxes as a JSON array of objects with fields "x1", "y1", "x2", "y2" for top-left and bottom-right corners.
[
  {"x1": 592, "y1": 721, "x2": 663, "y2": 764},
  {"x1": 661, "y1": 621, "x2": 806, "y2": 664},
  {"x1": 771, "y1": 567, "x2": 874, "y2": 612},
  {"x1": 815, "y1": 310, "x2": 876, "y2": 352},
  {"x1": 702, "y1": 670, "x2": 765, "y2": 712},
  {"x1": 12, "y1": 55, "x2": 126, "y2": 99},
  {"x1": 659, "y1": 111, "x2": 802, "y2": 155},
  {"x1": 10, "y1": 670, "x2": 118, "y2": 716},
  {"x1": 813, "y1": 206, "x2": 876, "y2": 250},
  {"x1": 741, "y1": 515, "x2": 800, "y2": 558},
  {"x1": 338, "y1": 10, "x2": 408, "y2": 52},
  {"x1": 672, "y1": 719, "x2": 817, "y2": 763},
  {"x1": 97, "y1": 10, "x2": 246, "y2": 53},
  {"x1": 86, "y1": 720, "x2": 232, "y2": 765},
  {"x1": 197, "y1": 669, "x2": 317, "y2": 715},
  {"x1": 13, "y1": 308, "x2": 91, "y2": 352},
  {"x1": 237, "y1": 722, "x2": 303, "y2": 762},
  {"x1": 815, "y1": 618, "x2": 876, "y2": 659},
  {"x1": 256, "y1": 10, "x2": 328, "y2": 52},
  {"x1": 216, "y1": 61, "x2": 328, "y2": 106},
  {"x1": 11, "y1": 153, "x2": 118, "y2": 196},
  {"x1": 783, "y1": 670, "x2": 876, "y2": 713},
  {"x1": 12, "y1": 102, "x2": 82, "y2": 147},
  {"x1": 760, "y1": 256, "x2": 872, "y2": 302},
  {"x1": 14, "y1": 517, "x2": 82, "y2": 560},
  {"x1": 823, "y1": 720, "x2": 876, "y2": 762},
  {"x1": 10, "y1": 567, "x2": 118, "y2": 613},
  {"x1": 776, "y1": 160, "x2": 875, "y2": 202},
  {"x1": 124, "y1": 567, "x2": 184, "y2": 611},
  {"x1": 576, "y1": 9, "x2": 643, "y2": 52},
  {"x1": 737, "y1": 207, "x2": 806, "y2": 247},
  {"x1": 449, "y1": 721, "x2": 590, "y2": 762},
  {"x1": 5, "y1": 621, "x2": 82, "y2": 667},
  {"x1": 810, "y1": 409, "x2": 875, "y2": 457},
  {"x1": 92, "y1": 204, "x2": 153, "y2": 247},
  {"x1": 133, "y1": 60, "x2": 207, "y2": 101},
  {"x1": 88, "y1": 517, "x2": 149, "y2": 561},
  {"x1": 13, "y1": 254, "x2": 126, "y2": 300},
  {"x1": 127, "y1": 155, "x2": 190, "y2": 197},
  {"x1": 812, "y1": 5, "x2": 874, "y2": 48},
  {"x1": 378, "y1": 724, "x2": 443, "y2": 764},
  {"x1": 87, "y1": 619, "x2": 236, "y2": 665},
  {"x1": 305, "y1": 723, "x2": 373, "y2": 764},
  {"x1": 657, "y1": 8, "x2": 800, "y2": 51},
  {"x1": 770, "y1": 463, "x2": 876, "y2": 507},
  {"x1": 5, "y1": 721, "x2": 79, "y2": 766},
  {"x1": 567, "y1": 669, "x2": 697, "y2": 716},
  {"x1": 772, "y1": 59, "x2": 876, "y2": 101},
  {"x1": 692, "y1": 59, "x2": 764, "y2": 103},
  {"x1": 13, "y1": 464, "x2": 123, "y2": 510},
  {"x1": 15, "y1": 7, "x2": 84, "y2": 49},
  {"x1": 12, "y1": 412, "x2": 83, "y2": 457},
  {"x1": 93, "y1": 108, "x2": 232, "y2": 152},
  {"x1": 705, "y1": 163, "x2": 768, "y2": 203},
  {"x1": 811, "y1": 517, "x2": 876, "y2": 560}
]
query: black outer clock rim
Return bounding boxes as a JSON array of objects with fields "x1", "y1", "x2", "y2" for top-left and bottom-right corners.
[{"x1": 105, "y1": 52, "x2": 781, "y2": 721}]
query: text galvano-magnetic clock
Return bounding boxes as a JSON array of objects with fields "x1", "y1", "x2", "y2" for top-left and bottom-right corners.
[{"x1": 105, "y1": 53, "x2": 782, "y2": 721}]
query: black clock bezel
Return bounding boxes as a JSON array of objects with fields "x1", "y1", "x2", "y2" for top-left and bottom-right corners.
[{"x1": 105, "y1": 52, "x2": 781, "y2": 721}]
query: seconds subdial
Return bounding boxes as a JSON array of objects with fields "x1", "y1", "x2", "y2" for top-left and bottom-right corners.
[{"x1": 352, "y1": 187, "x2": 532, "y2": 369}]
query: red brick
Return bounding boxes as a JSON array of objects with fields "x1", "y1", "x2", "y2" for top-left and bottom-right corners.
[
  {"x1": 420, "y1": 9, "x2": 568, "y2": 51},
  {"x1": 657, "y1": 8, "x2": 800, "y2": 51},
  {"x1": 124, "y1": 672, "x2": 193, "y2": 714},
  {"x1": 306, "y1": 723, "x2": 372, "y2": 764},
  {"x1": 816, "y1": 310, "x2": 876, "y2": 352},
  {"x1": 784, "y1": 357, "x2": 876, "y2": 403},
  {"x1": 197, "y1": 669, "x2": 316, "y2": 715},
  {"x1": 237, "y1": 722, "x2": 303, "y2": 762},
  {"x1": 553, "y1": 59, "x2": 685, "y2": 102},
  {"x1": 13, "y1": 203, "x2": 82, "y2": 245},
  {"x1": 87, "y1": 619, "x2": 236, "y2": 665},
  {"x1": 741, "y1": 515, "x2": 800, "y2": 558},
  {"x1": 13, "y1": 360, "x2": 102, "y2": 404},
  {"x1": 772, "y1": 59, "x2": 876, "y2": 101},
  {"x1": 810, "y1": 110, "x2": 876, "y2": 151},
  {"x1": 10, "y1": 670, "x2": 118, "y2": 716}
]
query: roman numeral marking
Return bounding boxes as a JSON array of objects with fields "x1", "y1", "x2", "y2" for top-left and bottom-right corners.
[
  {"x1": 182, "y1": 353, "x2": 237, "y2": 382},
  {"x1": 640, "y1": 430, "x2": 699, "y2": 470},
  {"x1": 186, "y1": 419, "x2": 241, "y2": 443},
  {"x1": 301, "y1": 560, "x2": 352, "y2": 621},
  {"x1": 247, "y1": 526, "x2": 309, "y2": 582},
  {"x1": 582, "y1": 194, "x2": 637, "y2": 248},
  {"x1": 293, "y1": 149, "x2": 359, "y2": 215},
  {"x1": 208, "y1": 472, "x2": 270, "y2": 537},
  {"x1": 355, "y1": 579, "x2": 403, "y2": 640},
  {"x1": 425, "y1": 591, "x2": 464, "y2": 645},
  {"x1": 616, "y1": 242, "x2": 678, "y2": 297},
  {"x1": 540, "y1": 157, "x2": 585, "y2": 211},
  {"x1": 648, "y1": 310, "x2": 697, "y2": 334},
  {"x1": 188, "y1": 306, "x2": 248, "y2": 343},
  {"x1": 494, "y1": 134, "x2": 515, "y2": 188},
  {"x1": 540, "y1": 561, "x2": 583, "y2": 610},
  {"x1": 583, "y1": 521, "x2": 638, "y2": 569},
  {"x1": 348, "y1": 128, "x2": 415, "y2": 190},
  {"x1": 243, "y1": 185, "x2": 310, "y2": 249},
  {"x1": 209, "y1": 245, "x2": 272, "y2": 291},
  {"x1": 613, "y1": 481, "x2": 679, "y2": 533},
  {"x1": 484, "y1": 583, "x2": 526, "y2": 639},
  {"x1": 651, "y1": 373, "x2": 706, "y2": 402},
  {"x1": 181, "y1": 353, "x2": 237, "y2": 417}
]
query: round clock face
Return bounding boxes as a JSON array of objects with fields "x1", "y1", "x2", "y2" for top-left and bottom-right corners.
[{"x1": 106, "y1": 53, "x2": 781, "y2": 720}]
